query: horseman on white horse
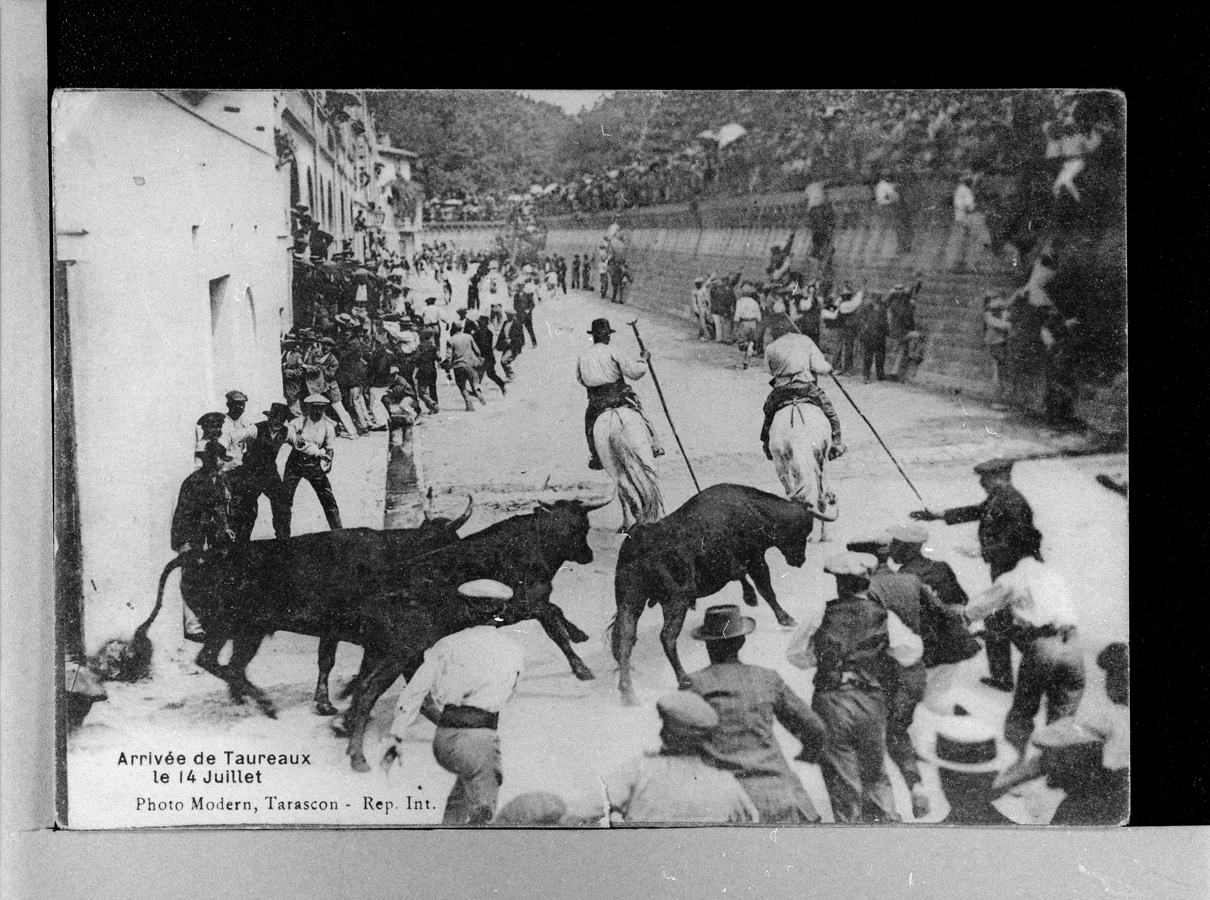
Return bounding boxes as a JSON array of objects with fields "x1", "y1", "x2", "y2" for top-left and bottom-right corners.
[
  {"x1": 578, "y1": 317, "x2": 666, "y2": 529},
  {"x1": 760, "y1": 332, "x2": 846, "y2": 523}
]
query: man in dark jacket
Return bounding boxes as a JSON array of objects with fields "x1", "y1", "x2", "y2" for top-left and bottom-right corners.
[
  {"x1": 514, "y1": 283, "x2": 538, "y2": 348},
  {"x1": 231, "y1": 402, "x2": 294, "y2": 541},
  {"x1": 571, "y1": 254, "x2": 582, "y2": 290},
  {"x1": 911, "y1": 458, "x2": 1038, "y2": 692},
  {"x1": 850, "y1": 530, "x2": 971, "y2": 819},
  {"x1": 786, "y1": 552, "x2": 917, "y2": 823},
  {"x1": 414, "y1": 331, "x2": 441, "y2": 414},
  {"x1": 475, "y1": 315, "x2": 508, "y2": 396},
  {"x1": 858, "y1": 292, "x2": 890, "y2": 383},
  {"x1": 684, "y1": 605, "x2": 826, "y2": 824},
  {"x1": 709, "y1": 272, "x2": 739, "y2": 344},
  {"x1": 886, "y1": 277, "x2": 922, "y2": 381},
  {"x1": 172, "y1": 427, "x2": 236, "y2": 555},
  {"x1": 497, "y1": 310, "x2": 525, "y2": 379}
]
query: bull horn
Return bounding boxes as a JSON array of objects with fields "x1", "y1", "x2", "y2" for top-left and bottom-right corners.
[
  {"x1": 422, "y1": 486, "x2": 434, "y2": 521},
  {"x1": 450, "y1": 494, "x2": 474, "y2": 530}
]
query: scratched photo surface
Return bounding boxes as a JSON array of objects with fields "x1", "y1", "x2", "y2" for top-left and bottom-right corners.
[{"x1": 54, "y1": 89, "x2": 1127, "y2": 828}]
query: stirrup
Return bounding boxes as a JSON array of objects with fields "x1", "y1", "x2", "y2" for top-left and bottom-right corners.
[{"x1": 652, "y1": 447, "x2": 666, "y2": 458}]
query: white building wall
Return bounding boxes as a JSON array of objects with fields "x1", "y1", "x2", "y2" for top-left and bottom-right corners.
[{"x1": 53, "y1": 90, "x2": 289, "y2": 655}]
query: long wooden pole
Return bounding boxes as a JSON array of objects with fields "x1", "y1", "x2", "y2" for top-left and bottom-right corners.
[
  {"x1": 629, "y1": 320, "x2": 702, "y2": 494},
  {"x1": 828, "y1": 372, "x2": 928, "y2": 506}
]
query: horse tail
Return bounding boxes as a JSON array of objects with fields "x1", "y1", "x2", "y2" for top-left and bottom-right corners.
[{"x1": 606, "y1": 412, "x2": 665, "y2": 524}]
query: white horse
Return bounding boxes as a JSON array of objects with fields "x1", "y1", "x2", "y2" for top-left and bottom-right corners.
[
  {"x1": 768, "y1": 401, "x2": 838, "y2": 537},
  {"x1": 594, "y1": 407, "x2": 665, "y2": 532}
]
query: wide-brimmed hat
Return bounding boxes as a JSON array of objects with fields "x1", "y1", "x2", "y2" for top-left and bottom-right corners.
[
  {"x1": 196, "y1": 411, "x2": 226, "y2": 429},
  {"x1": 691, "y1": 604, "x2": 756, "y2": 641},
  {"x1": 587, "y1": 318, "x2": 616, "y2": 338},
  {"x1": 916, "y1": 697, "x2": 1019, "y2": 774},
  {"x1": 262, "y1": 402, "x2": 294, "y2": 420}
]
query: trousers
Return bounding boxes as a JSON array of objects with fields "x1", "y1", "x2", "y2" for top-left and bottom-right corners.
[
  {"x1": 736, "y1": 773, "x2": 820, "y2": 824},
  {"x1": 1005, "y1": 629, "x2": 1086, "y2": 753},
  {"x1": 712, "y1": 314, "x2": 733, "y2": 344},
  {"x1": 281, "y1": 454, "x2": 342, "y2": 533},
  {"x1": 416, "y1": 371, "x2": 439, "y2": 413},
  {"x1": 884, "y1": 663, "x2": 927, "y2": 790},
  {"x1": 861, "y1": 336, "x2": 887, "y2": 380},
  {"x1": 368, "y1": 385, "x2": 390, "y2": 426},
  {"x1": 431, "y1": 726, "x2": 503, "y2": 825},
  {"x1": 813, "y1": 687, "x2": 901, "y2": 823},
  {"x1": 231, "y1": 467, "x2": 290, "y2": 541},
  {"x1": 453, "y1": 365, "x2": 485, "y2": 411}
]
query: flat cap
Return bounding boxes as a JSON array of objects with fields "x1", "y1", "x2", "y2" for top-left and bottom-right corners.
[
  {"x1": 890, "y1": 522, "x2": 929, "y2": 544},
  {"x1": 846, "y1": 530, "x2": 892, "y2": 554},
  {"x1": 302, "y1": 393, "x2": 331, "y2": 405},
  {"x1": 196, "y1": 411, "x2": 226, "y2": 428},
  {"x1": 492, "y1": 792, "x2": 568, "y2": 826},
  {"x1": 974, "y1": 457, "x2": 1015, "y2": 476},
  {"x1": 457, "y1": 579, "x2": 514, "y2": 601},
  {"x1": 656, "y1": 691, "x2": 720, "y2": 730},
  {"x1": 224, "y1": 390, "x2": 248, "y2": 402},
  {"x1": 823, "y1": 552, "x2": 877, "y2": 577}
]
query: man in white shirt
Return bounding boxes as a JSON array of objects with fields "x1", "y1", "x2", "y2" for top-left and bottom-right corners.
[
  {"x1": 733, "y1": 286, "x2": 763, "y2": 369},
  {"x1": 383, "y1": 580, "x2": 524, "y2": 825},
  {"x1": 965, "y1": 550, "x2": 1085, "y2": 753},
  {"x1": 281, "y1": 394, "x2": 342, "y2": 533},
  {"x1": 759, "y1": 333, "x2": 845, "y2": 460},
  {"x1": 195, "y1": 389, "x2": 256, "y2": 471},
  {"x1": 576, "y1": 318, "x2": 665, "y2": 471}
]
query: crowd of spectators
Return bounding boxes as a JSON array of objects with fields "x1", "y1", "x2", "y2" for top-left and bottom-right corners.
[{"x1": 425, "y1": 90, "x2": 1120, "y2": 228}]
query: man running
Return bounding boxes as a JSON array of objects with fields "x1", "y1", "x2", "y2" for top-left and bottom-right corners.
[{"x1": 576, "y1": 318, "x2": 665, "y2": 471}]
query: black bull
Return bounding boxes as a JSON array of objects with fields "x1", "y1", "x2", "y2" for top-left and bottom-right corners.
[
  {"x1": 611, "y1": 484, "x2": 814, "y2": 704},
  {"x1": 339, "y1": 497, "x2": 608, "y2": 772},
  {"x1": 134, "y1": 497, "x2": 476, "y2": 713}
]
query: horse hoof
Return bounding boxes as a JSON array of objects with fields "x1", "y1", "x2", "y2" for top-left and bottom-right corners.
[
  {"x1": 777, "y1": 615, "x2": 797, "y2": 628},
  {"x1": 350, "y1": 755, "x2": 371, "y2": 774},
  {"x1": 315, "y1": 701, "x2": 337, "y2": 717},
  {"x1": 573, "y1": 665, "x2": 596, "y2": 681},
  {"x1": 567, "y1": 626, "x2": 590, "y2": 644},
  {"x1": 742, "y1": 595, "x2": 758, "y2": 607},
  {"x1": 331, "y1": 718, "x2": 349, "y2": 737}
]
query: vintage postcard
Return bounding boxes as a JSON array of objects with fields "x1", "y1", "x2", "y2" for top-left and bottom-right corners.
[{"x1": 53, "y1": 89, "x2": 1127, "y2": 829}]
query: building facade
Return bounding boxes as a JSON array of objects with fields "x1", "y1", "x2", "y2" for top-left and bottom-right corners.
[{"x1": 52, "y1": 90, "x2": 418, "y2": 658}]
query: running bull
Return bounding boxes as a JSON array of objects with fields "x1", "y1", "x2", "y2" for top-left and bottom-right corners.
[
  {"x1": 611, "y1": 483, "x2": 814, "y2": 704},
  {"x1": 333, "y1": 495, "x2": 611, "y2": 771},
  {"x1": 121, "y1": 495, "x2": 475, "y2": 715}
]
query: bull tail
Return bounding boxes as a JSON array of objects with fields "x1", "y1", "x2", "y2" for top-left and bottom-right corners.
[{"x1": 111, "y1": 553, "x2": 191, "y2": 682}]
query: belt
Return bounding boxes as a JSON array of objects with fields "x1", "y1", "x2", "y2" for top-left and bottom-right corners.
[
  {"x1": 817, "y1": 671, "x2": 878, "y2": 693},
  {"x1": 438, "y1": 704, "x2": 499, "y2": 730}
]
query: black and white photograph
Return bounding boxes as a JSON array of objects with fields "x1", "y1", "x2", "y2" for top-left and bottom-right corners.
[{"x1": 51, "y1": 89, "x2": 1128, "y2": 830}]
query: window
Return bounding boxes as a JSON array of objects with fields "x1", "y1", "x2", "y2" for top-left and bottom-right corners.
[
  {"x1": 327, "y1": 182, "x2": 334, "y2": 227},
  {"x1": 307, "y1": 169, "x2": 314, "y2": 214},
  {"x1": 290, "y1": 160, "x2": 300, "y2": 207}
]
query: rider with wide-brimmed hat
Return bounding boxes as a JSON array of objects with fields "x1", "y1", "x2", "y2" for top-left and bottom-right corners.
[{"x1": 576, "y1": 317, "x2": 665, "y2": 471}]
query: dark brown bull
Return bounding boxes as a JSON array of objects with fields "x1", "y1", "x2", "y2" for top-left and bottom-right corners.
[
  {"x1": 338, "y1": 496, "x2": 609, "y2": 772},
  {"x1": 611, "y1": 484, "x2": 814, "y2": 704},
  {"x1": 126, "y1": 496, "x2": 474, "y2": 715}
]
